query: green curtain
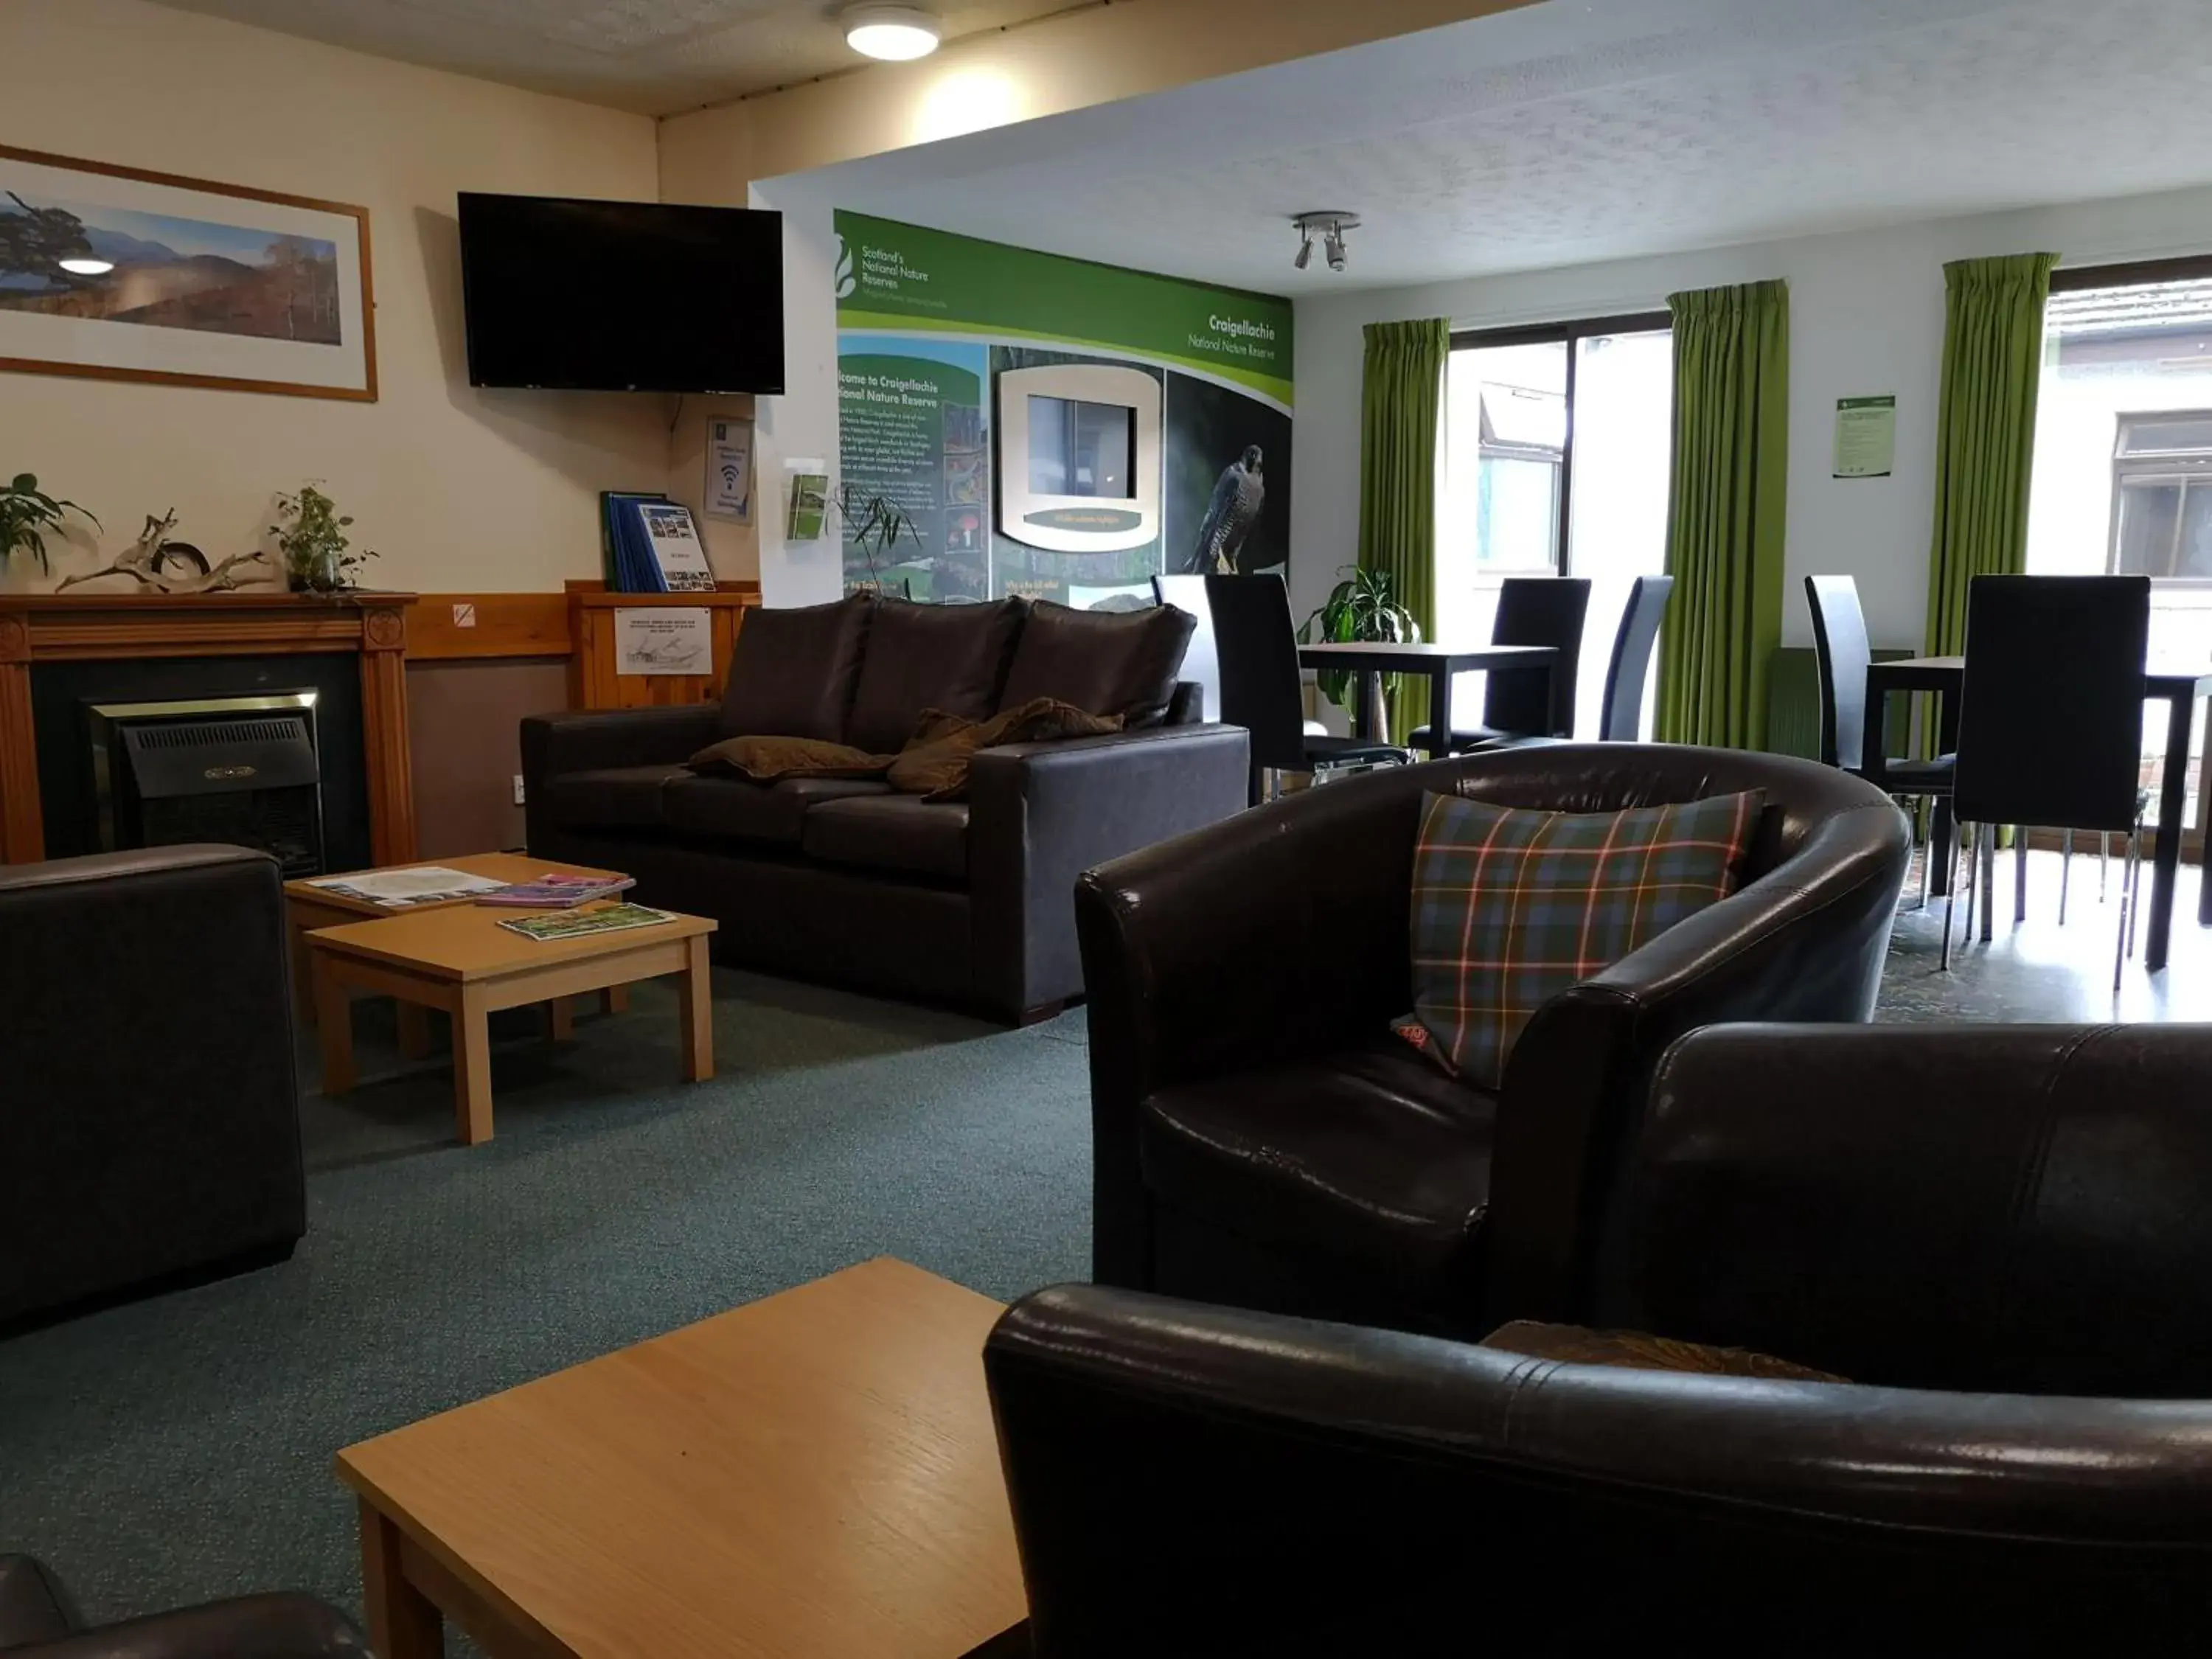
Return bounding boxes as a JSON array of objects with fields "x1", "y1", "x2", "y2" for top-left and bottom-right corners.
[
  {"x1": 1656, "y1": 279, "x2": 1791, "y2": 750},
  {"x1": 1924, "y1": 252, "x2": 2059, "y2": 656},
  {"x1": 1357, "y1": 318, "x2": 1449, "y2": 742}
]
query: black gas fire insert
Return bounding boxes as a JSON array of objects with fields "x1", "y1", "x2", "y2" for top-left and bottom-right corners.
[{"x1": 87, "y1": 692, "x2": 327, "y2": 877}]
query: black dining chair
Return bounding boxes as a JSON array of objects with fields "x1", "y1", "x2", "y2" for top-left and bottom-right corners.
[
  {"x1": 1806, "y1": 574, "x2": 1956, "y2": 907},
  {"x1": 1946, "y1": 574, "x2": 2152, "y2": 987},
  {"x1": 1408, "y1": 576, "x2": 1590, "y2": 752},
  {"x1": 1151, "y1": 574, "x2": 1222, "y2": 722},
  {"x1": 1596, "y1": 574, "x2": 1674, "y2": 741},
  {"x1": 1202, "y1": 573, "x2": 1410, "y2": 803}
]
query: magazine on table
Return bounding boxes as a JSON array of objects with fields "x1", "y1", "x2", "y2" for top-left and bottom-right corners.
[
  {"x1": 304, "y1": 866, "x2": 509, "y2": 907},
  {"x1": 496, "y1": 903, "x2": 675, "y2": 942},
  {"x1": 476, "y1": 874, "x2": 636, "y2": 909}
]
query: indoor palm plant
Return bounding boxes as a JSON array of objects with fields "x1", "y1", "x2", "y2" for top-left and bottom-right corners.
[
  {"x1": 833, "y1": 484, "x2": 922, "y2": 595},
  {"x1": 1301, "y1": 564, "x2": 1422, "y2": 717},
  {"x1": 1, "y1": 473, "x2": 99, "y2": 579}
]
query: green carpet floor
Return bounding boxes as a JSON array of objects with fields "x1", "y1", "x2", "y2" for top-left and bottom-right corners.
[{"x1": 0, "y1": 971, "x2": 1091, "y2": 1626}]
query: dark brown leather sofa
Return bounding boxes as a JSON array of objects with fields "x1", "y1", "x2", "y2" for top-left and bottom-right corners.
[
  {"x1": 0, "y1": 845, "x2": 306, "y2": 1332},
  {"x1": 984, "y1": 1023, "x2": 2212, "y2": 1656},
  {"x1": 524, "y1": 594, "x2": 1249, "y2": 1023},
  {"x1": 1076, "y1": 744, "x2": 1910, "y2": 1334},
  {"x1": 0, "y1": 1554, "x2": 364, "y2": 1659}
]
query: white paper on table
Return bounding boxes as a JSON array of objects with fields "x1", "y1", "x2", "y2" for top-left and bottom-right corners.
[
  {"x1": 616, "y1": 607, "x2": 712, "y2": 675},
  {"x1": 304, "y1": 866, "x2": 508, "y2": 903},
  {"x1": 706, "y1": 419, "x2": 754, "y2": 523}
]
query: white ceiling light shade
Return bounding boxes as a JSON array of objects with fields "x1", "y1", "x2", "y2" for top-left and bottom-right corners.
[{"x1": 844, "y1": 4, "x2": 942, "y2": 61}]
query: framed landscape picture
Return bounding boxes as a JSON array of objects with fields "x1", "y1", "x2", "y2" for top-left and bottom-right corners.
[{"x1": 0, "y1": 144, "x2": 375, "y2": 401}]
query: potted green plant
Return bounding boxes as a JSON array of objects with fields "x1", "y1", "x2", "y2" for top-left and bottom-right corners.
[
  {"x1": 271, "y1": 484, "x2": 376, "y2": 594},
  {"x1": 1301, "y1": 564, "x2": 1422, "y2": 720},
  {"x1": 832, "y1": 484, "x2": 921, "y2": 596},
  {"x1": 1, "y1": 473, "x2": 99, "y2": 578}
]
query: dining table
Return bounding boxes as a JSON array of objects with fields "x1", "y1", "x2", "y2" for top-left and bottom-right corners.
[
  {"x1": 1864, "y1": 654, "x2": 2212, "y2": 973},
  {"x1": 1294, "y1": 641, "x2": 1562, "y2": 759}
]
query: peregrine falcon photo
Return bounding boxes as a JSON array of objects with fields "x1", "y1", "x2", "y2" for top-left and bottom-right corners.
[{"x1": 1189, "y1": 444, "x2": 1265, "y2": 574}]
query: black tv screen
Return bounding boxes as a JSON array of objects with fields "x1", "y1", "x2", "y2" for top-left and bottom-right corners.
[{"x1": 457, "y1": 194, "x2": 784, "y2": 394}]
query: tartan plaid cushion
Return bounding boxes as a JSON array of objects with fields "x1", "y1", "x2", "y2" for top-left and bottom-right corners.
[{"x1": 1397, "y1": 790, "x2": 1763, "y2": 1090}]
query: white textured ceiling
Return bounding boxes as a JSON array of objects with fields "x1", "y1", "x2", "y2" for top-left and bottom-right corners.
[
  {"x1": 150, "y1": 0, "x2": 1079, "y2": 114},
  {"x1": 801, "y1": 0, "x2": 2212, "y2": 291}
]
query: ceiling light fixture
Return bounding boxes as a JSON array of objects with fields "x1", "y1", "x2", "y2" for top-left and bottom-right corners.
[
  {"x1": 58, "y1": 257, "x2": 114, "y2": 276},
  {"x1": 1290, "y1": 212, "x2": 1359, "y2": 275},
  {"x1": 843, "y1": 3, "x2": 941, "y2": 61}
]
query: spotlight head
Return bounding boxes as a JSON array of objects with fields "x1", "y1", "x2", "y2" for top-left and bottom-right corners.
[
  {"x1": 1293, "y1": 233, "x2": 1312, "y2": 271},
  {"x1": 1324, "y1": 231, "x2": 1346, "y2": 272}
]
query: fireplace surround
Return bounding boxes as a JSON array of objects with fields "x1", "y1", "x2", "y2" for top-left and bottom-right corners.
[{"x1": 0, "y1": 591, "x2": 416, "y2": 869}]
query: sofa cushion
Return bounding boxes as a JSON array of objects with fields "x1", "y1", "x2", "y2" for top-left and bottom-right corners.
[
  {"x1": 539, "y1": 763, "x2": 687, "y2": 831},
  {"x1": 1140, "y1": 1036, "x2": 1496, "y2": 1306},
  {"x1": 996, "y1": 599, "x2": 1194, "y2": 726},
  {"x1": 846, "y1": 597, "x2": 1027, "y2": 754},
  {"x1": 886, "y1": 697, "x2": 1124, "y2": 801},
  {"x1": 664, "y1": 774, "x2": 891, "y2": 846},
  {"x1": 1399, "y1": 789, "x2": 1763, "y2": 1091},
  {"x1": 688, "y1": 734, "x2": 889, "y2": 782},
  {"x1": 802, "y1": 796, "x2": 971, "y2": 883},
  {"x1": 719, "y1": 594, "x2": 873, "y2": 741}
]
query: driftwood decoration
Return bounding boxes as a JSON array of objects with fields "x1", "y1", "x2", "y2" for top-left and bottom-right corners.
[{"x1": 56, "y1": 509, "x2": 277, "y2": 594}]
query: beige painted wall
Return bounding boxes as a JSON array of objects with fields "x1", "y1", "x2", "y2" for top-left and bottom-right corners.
[{"x1": 0, "y1": 0, "x2": 672, "y2": 596}]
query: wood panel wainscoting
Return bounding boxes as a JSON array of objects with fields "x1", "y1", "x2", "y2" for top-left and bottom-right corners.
[{"x1": 0, "y1": 590, "x2": 418, "y2": 866}]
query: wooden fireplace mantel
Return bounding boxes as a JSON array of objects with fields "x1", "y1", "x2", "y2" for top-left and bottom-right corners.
[{"x1": 0, "y1": 588, "x2": 420, "y2": 866}]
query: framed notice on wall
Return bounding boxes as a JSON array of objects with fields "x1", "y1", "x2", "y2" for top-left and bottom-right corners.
[{"x1": 1833, "y1": 395, "x2": 1896, "y2": 479}]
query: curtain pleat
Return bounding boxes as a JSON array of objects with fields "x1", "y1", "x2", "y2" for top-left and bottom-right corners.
[
  {"x1": 1924, "y1": 254, "x2": 2058, "y2": 658},
  {"x1": 1357, "y1": 319, "x2": 1449, "y2": 742},
  {"x1": 1656, "y1": 280, "x2": 1791, "y2": 749}
]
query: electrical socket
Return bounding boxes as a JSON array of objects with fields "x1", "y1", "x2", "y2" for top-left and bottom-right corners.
[{"x1": 512, "y1": 774, "x2": 526, "y2": 807}]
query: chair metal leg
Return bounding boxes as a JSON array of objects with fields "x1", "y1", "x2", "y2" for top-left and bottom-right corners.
[
  {"x1": 1943, "y1": 824, "x2": 1970, "y2": 972},
  {"x1": 2127, "y1": 823, "x2": 2146, "y2": 961},
  {"x1": 1961, "y1": 821, "x2": 1979, "y2": 943},
  {"x1": 1979, "y1": 826, "x2": 1997, "y2": 944},
  {"x1": 2059, "y1": 829, "x2": 2073, "y2": 924},
  {"x1": 2101, "y1": 831, "x2": 2110, "y2": 901},
  {"x1": 2014, "y1": 826, "x2": 2028, "y2": 927},
  {"x1": 2115, "y1": 828, "x2": 2138, "y2": 992},
  {"x1": 1918, "y1": 799, "x2": 1935, "y2": 910}
]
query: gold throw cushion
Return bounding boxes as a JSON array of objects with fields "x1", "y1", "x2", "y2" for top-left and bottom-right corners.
[
  {"x1": 886, "y1": 696, "x2": 1124, "y2": 801},
  {"x1": 687, "y1": 734, "x2": 891, "y2": 782},
  {"x1": 1481, "y1": 1321, "x2": 1843, "y2": 1382}
]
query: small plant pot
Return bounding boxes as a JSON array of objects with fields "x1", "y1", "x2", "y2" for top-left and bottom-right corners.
[{"x1": 288, "y1": 549, "x2": 344, "y2": 594}]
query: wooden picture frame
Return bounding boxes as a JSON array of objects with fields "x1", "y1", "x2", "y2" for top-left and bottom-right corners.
[{"x1": 0, "y1": 144, "x2": 376, "y2": 402}]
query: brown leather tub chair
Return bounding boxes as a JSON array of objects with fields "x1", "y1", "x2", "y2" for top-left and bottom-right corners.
[
  {"x1": 1076, "y1": 744, "x2": 1911, "y2": 1335},
  {"x1": 0, "y1": 1555, "x2": 364, "y2": 1659},
  {"x1": 1, "y1": 846, "x2": 305, "y2": 1332},
  {"x1": 985, "y1": 1023, "x2": 2212, "y2": 1657}
]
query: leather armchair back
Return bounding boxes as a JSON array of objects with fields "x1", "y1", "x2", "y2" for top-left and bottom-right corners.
[{"x1": 1616, "y1": 1022, "x2": 2212, "y2": 1397}]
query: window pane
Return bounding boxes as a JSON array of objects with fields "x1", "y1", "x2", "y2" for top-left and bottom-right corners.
[
  {"x1": 2183, "y1": 483, "x2": 2212, "y2": 578},
  {"x1": 1476, "y1": 456, "x2": 1560, "y2": 571},
  {"x1": 2114, "y1": 480, "x2": 2183, "y2": 576},
  {"x1": 1566, "y1": 327, "x2": 1674, "y2": 739},
  {"x1": 1027, "y1": 395, "x2": 1134, "y2": 498},
  {"x1": 2116, "y1": 414, "x2": 2212, "y2": 456}
]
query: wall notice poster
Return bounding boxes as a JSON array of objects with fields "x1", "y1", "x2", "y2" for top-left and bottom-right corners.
[
  {"x1": 1833, "y1": 394, "x2": 1897, "y2": 479},
  {"x1": 833, "y1": 212, "x2": 1293, "y2": 605},
  {"x1": 614, "y1": 608, "x2": 710, "y2": 675},
  {"x1": 705, "y1": 419, "x2": 754, "y2": 521}
]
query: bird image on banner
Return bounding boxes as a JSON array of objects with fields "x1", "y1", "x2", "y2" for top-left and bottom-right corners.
[{"x1": 1189, "y1": 445, "x2": 1265, "y2": 574}]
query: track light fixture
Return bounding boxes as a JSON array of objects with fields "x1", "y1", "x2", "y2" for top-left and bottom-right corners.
[{"x1": 1290, "y1": 211, "x2": 1359, "y2": 274}]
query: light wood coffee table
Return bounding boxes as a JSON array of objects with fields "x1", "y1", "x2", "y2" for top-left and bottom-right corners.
[
  {"x1": 285, "y1": 854, "x2": 639, "y2": 1058},
  {"x1": 335, "y1": 1258, "x2": 1027, "y2": 1659},
  {"x1": 308, "y1": 894, "x2": 716, "y2": 1146}
]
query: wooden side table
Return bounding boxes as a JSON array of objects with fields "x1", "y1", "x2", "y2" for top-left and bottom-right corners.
[{"x1": 309, "y1": 902, "x2": 716, "y2": 1145}]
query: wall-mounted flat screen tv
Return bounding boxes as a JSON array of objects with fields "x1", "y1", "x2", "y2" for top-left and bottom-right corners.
[{"x1": 458, "y1": 194, "x2": 784, "y2": 394}]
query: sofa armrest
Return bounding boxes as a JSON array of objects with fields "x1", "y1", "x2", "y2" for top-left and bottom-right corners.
[
  {"x1": 519, "y1": 703, "x2": 720, "y2": 790},
  {"x1": 21, "y1": 1596, "x2": 368, "y2": 1659},
  {"x1": 1484, "y1": 799, "x2": 1912, "y2": 1324},
  {"x1": 986, "y1": 1284, "x2": 2212, "y2": 1655},
  {"x1": 965, "y1": 723, "x2": 1248, "y2": 1023}
]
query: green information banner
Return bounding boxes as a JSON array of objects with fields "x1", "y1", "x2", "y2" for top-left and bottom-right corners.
[{"x1": 835, "y1": 211, "x2": 1293, "y2": 408}]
